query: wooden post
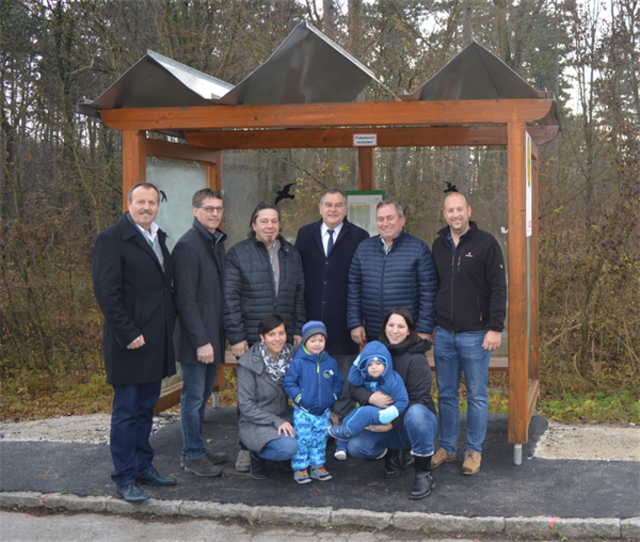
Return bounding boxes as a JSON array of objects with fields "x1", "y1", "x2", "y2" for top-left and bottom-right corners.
[
  {"x1": 507, "y1": 120, "x2": 529, "y2": 445},
  {"x1": 203, "y1": 151, "x2": 223, "y2": 191},
  {"x1": 529, "y1": 138, "x2": 540, "y2": 386},
  {"x1": 122, "y1": 130, "x2": 147, "y2": 212},
  {"x1": 358, "y1": 147, "x2": 375, "y2": 190}
]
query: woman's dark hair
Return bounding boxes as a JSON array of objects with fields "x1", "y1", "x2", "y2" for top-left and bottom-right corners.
[
  {"x1": 378, "y1": 307, "x2": 420, "y2": 345},
  {"x1": 248, "y1": 201, "x2": 281, "y2": 237},
  {"x1": 258, "y1": 314, "x2": 287, "y2": 336}
]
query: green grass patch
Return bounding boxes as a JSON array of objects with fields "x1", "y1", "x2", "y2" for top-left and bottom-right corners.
[
  {"x1": 1, "y1": 372, "x2": 112, "y2": 422},
  {"x1": 2, "y1": 356, "x2": 638, "y2": 424}
]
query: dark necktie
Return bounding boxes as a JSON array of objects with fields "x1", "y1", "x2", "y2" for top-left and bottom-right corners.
[{"x1": 327, "y1": 229, "x2": 335, "y2": 255}]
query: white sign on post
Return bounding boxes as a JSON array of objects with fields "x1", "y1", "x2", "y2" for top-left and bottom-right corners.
[
  {"x1": 526, "y1": 132, "x2": 532, "y2": 237},
  {"x1": 353, "y1": 134, "x2": 377, "y2": 147}
]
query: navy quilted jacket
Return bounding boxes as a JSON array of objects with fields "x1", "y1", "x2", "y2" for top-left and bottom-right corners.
[{"x1": 347, "y1": 231, "x2": 437, "y2": 340}]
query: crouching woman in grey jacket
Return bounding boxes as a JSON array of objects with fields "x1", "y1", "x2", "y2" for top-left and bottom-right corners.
[{"x1": 237, "y1": 314, "x2": 298, "y2": 479}]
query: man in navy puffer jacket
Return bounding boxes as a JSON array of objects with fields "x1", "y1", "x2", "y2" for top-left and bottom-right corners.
[{"x1": 347, "y1": 200, "x2": 438, "y2": 345}]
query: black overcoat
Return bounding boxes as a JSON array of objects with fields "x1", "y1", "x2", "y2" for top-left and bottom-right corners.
[
  {"x1": 295, "y1": 219, "x2": 368, "y2": 355},
  {"x1": 172, "y1": 219, "x2": 227, "y2": 365},
  {"x1": 92, "y1": 213, "x2": 176, "y2": 385}
]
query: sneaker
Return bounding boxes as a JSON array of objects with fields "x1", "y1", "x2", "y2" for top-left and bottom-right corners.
[
  {"x1": 235, "y1": 449, "x2": 251, "y2": 472},
  {"x1": 462, "y1": 450, "x2": 481, "y2": 475},
  {"x1": 432, "y1": 447, "x2": 456, "y2": 468},
  {"x1": 309, "y1": 465, "x2": 332, "y2": 481},
  {"x1": 327, "y1": 425, "x2": 352, "y2": 442},
  {"x1": 184, "y1": 456, "x2": 223, "y2": 477},
  {"x1": 334, "y1": 449, "x2": 347, "y2": 461},
  {"x1": 293, "y1": 469, "x2": 312, "y2": 484}
]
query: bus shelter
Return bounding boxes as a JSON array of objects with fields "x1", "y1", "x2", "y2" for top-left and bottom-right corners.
[{"x1": 80, "y1": 22, "x2": 560, "y2": 464}]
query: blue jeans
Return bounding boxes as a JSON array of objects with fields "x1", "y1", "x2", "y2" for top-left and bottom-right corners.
[
  {"x1": 180, "y1": 362, "x2": 218, "y2": 461},
  {"x1": 434, "y1": 327, "x2": 491, "y2": 454},
  {"x1": 347, "y1": 403, "x2": 438, "y2": 458},
  {"x1": 257, "y1": 435, "x2": 298, "y2": 461},
  {"x1": 110, "y1": 381, "x2": 161, "y2": 485}
]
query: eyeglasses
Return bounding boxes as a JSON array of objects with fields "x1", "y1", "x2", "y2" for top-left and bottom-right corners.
[{"x1": 197, "y1": 206, "x2": 224, "y2": 214}]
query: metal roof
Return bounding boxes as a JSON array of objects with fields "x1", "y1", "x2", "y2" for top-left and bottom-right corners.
[
  {"x1": 413, "y1": 41, "x2": 541, "y2": 101},
  {"x1": 218, "y1": 21, "x2": 378, "y2": 105},
  {"x1": 78, "y1": 22, "x2": 559, "y2": 127},
  {"x1": 77, "y1": 50, "x2": 232, "y2": 116}
]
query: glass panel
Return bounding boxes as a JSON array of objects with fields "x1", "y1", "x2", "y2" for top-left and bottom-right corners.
[
  {"x1": 146, "y1": 158, "x2": 208, "y2": 252},
  {"x1": 375, "y1": 146, "x2": 510, "y2": 355},
  {"x1": 222, "y1": 149, "x2": 359, "y2": 248}
]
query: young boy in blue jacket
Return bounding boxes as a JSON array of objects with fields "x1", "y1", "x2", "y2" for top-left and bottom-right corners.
[
  {"x1": 283, "y1": 321, "x2": 343, "y2": 484},
  {"x1": 328, "y1": 341, "x2": 408, "y2": 442}
]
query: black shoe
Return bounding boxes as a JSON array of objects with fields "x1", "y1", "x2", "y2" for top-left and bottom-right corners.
[
  {"x1": 116, "y1": 483, "x2": 149, "y2": 503},
  {"x1": 136, "y1": 467, "x2": 178, "y2": 486},
  {"x1": 279, "y1": 460, "x2": 293, "y2": 472},
  {"x1": 409, "y1": 455, "x2": 434, "y2": 500},
  {"x1": 383, "y1": 450, "x2": 401, "y2": 478},
  {"x1": 250, "y1": 452, "x2": 268, "y2": 480},
  {"x1": 400, "y1": 449, "x2": 415, "y2": 469}
]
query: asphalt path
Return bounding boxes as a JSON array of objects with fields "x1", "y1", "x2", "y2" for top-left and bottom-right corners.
[{"x1": 1, "y1": 408, "x2": 638, "y2": 519}]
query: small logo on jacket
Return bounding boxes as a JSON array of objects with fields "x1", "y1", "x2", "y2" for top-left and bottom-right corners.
[
  {"x1": 323, "y1": 369, "x2": 334, "y2": 379},
  {"x1": 465, "y1": 252, "x2": 473, "y2": 257}
]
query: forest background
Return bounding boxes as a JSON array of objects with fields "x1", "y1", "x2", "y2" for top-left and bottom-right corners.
[{"x1": 1, "y1": 0, "x2": 638, "y2": 423}]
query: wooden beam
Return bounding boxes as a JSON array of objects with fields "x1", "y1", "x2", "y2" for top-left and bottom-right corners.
[
  {"x1": 507, "y1": 120, "x2": 530, "y2": 445},
  {"x1": 122, "y1": 130, "x2": 147, "y2": 212},
  {"x1": 184, "y1": 125, "x2": 558, "y2": 149},
  {"x1": 101, "y1": 99, "x2": 555, "y2": 132},
  {"x1": 145, "y1": 138, "x2": 220, "y2": 163},
  {"x1": 358, "y1": 147, "x2": 375, "y2": 190}
]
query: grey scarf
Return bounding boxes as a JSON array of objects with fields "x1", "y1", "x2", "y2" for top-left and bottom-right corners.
[{"x1": 257, "y1": 341, "x2": 292, "y2": 383}]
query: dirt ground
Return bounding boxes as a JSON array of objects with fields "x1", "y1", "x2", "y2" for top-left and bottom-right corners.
[{"x1": 0, "y1": 413, "x2": 638, "y2": 461}]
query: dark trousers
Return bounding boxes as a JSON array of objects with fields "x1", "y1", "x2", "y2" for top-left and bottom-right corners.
[{"x1": 110, "y1": 381, "x2": 161, "y2": 485}]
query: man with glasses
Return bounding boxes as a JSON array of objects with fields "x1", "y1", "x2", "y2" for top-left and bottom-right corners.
[{"x1": 173, "y1": 189, "x2": 228, "y2": 477}]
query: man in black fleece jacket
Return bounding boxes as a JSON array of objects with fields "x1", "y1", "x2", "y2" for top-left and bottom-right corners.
[{"x1": 431, "y1": 191, "x2": 506, "y2": 476}]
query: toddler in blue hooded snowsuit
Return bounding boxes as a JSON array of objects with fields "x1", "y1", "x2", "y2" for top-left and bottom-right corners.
[
  {"x1": 328, "y1": 341, "x2": 409, "y2": 442},
  {"x1": 283, "y1": 321, "x2": 343, "y2": 484}
]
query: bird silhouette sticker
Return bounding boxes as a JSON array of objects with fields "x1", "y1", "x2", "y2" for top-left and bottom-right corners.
[{"x1": 275, "y1": 182, "x2": 296, "y2": 205}]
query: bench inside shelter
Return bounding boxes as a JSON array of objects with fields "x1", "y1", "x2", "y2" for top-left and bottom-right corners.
[{"x1": 153, "y1": 353, "x2": 508, "y2": 415}]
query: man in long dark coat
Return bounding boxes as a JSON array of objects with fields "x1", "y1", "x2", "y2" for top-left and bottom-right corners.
[
  {"x1": 173, "y1": 188, "x2": 228, "y2": 477},
  {"x1": 92, "y1": 182, "x2": 177, "y2": 503},
  {"x1": 295, "y1": 188, "x2": 368, "y2": 459}
]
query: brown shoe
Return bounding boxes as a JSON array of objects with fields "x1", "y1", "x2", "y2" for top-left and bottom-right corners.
[
  {"x1": 462, "y1": 450, "x2": 481, "y2": 475},
  {"x1": 432, "y1": 447, "x2": 456, "y2": 468},
  {"x1": 184, "y1": 456, "x2": 223, "y2": 477}
]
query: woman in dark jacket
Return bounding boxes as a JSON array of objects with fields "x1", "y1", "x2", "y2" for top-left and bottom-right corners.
[
  {"x1": 347, "y1": 307, "x2": 438, "y2": 500},
  {"x1": 237, "y1": 314, "x2": 298, "y2": 480}
]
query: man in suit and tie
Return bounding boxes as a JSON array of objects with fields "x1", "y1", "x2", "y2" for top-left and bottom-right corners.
[
  {"x1": 92, "y1": 182, "x2": 178, "y2": 503},
  {"x1": 295, "y1": 188, "x2": 369, "y2": 459}
]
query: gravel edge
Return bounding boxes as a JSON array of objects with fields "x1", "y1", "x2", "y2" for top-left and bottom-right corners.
[{"x1": 2, "y1": 491, "x2": 638, "y2": 538}]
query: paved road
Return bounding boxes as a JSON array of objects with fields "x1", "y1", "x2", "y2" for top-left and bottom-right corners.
[{"x1": 1, "y1": 510, "x2": 478, "y2": 542}]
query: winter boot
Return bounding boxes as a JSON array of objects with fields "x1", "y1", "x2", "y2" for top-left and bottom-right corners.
[
  {"x1": 409, "y1": 455, "x2": 434, "y2": 500},
  {"x1": 383, "y1": 449, "x2": 401, "y2": 478},
  {"x1": 250, "y1": 452, "x2": 268, "y2": 480}
]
